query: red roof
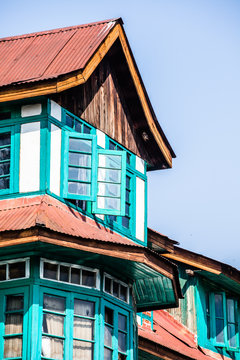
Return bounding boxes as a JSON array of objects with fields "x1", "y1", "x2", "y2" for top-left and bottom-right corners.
[
  {"x1": 0, "y1": 194, "x2": 137, "y2": 246},
  {"x1": 139, "y1": 310, "x2": 225, "y2": 360},
  {"x1": 0, "y1": 19, "x2": 118, "y2": 88}
]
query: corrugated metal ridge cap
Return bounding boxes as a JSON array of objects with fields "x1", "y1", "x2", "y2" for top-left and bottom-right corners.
[{"x1": 0, "y1": 18, "x2": 122, "y2": 42}]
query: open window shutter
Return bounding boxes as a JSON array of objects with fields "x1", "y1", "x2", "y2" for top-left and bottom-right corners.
[
  {"x1": 63, "y1": 132, "x2": 97, "y2": 201},
  {"x1": 92, "y1": 149, "x2": 126, "y2": 215}
]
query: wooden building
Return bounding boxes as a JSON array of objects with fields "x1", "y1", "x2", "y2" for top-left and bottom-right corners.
[
  {"x1": 138, "y1": 230, "x2": 240, "y2": 360},
  {"x1": 0, "y1": 18, "x2": 182, "y2": 359}
]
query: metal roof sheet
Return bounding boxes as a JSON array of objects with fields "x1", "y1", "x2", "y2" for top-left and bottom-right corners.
[
  {"x1": 0, "y1": 194, "x2": 137, "y2": 246},
  {"x1": 0, "y1": 19, "x2": 117, "y2": 87},
  {"x1": 139, "y1": 310, "x2": 217, "y2": 360}
]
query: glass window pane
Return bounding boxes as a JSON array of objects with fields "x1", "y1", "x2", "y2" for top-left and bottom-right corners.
[
  {"x1": 97, "y1": 197, "x2": 120, "y2": 211},
  {"x1": 99, "y1": 154, "x2": 121, "y2": 169},
  {"x1": 98, "y1": 169, "x2": 121, "y2": 183},
  {"x1": 104, "y1": 347, "x2": 113, "y2": 360},
  {"x1": 42, "y1": 313, "x2": 64, "y2": 336},
  {"x1": 75, "y1": 122, "x2": 82, "y2": 133},
  {"x1": 73, "y1": 340, "x2": 93, "y2": 360},
  {"x1": 126, "y1": 190, "x2": 130, "y2": 203},
  {"x1": 83, "y1": 125, "x2": 91, "y2": 134},
  {"x1": 69, "y1": 138, "x2": 92, "y2": 153},
  {"x1": 0, "y1": 162, "x2": 10, "y2": 176},
  {"x1": 118, "y1": 314, "x2": 127, "y2": 331},
  {"x1": 113, "y1": 281, "x2": 119, "y2": 297},
  {"x1": 105, "y1": 308, "x2": 113, "y2": 326},
  {"x1": 74, "y1": 317, "x2": 94, "y2": 340},
  {"x1": 6, "y1": 295, "x2": 23, "y2": 311},
  {"x1": 68, "y1": 182, "x2": 90, "y2": 196},
  {"x1": 43, "y1": 262, "x2": 58, "y2": 280},
  {"x1": 122, "y1": 216, "x2": 130, "y2": 229},
  {"x1": 69, "y1": 153, "x2": 91, "y2": 167},
  {"x1": 82, "y1": 270, "x2": 96, "y2": 287},
  {"x1": 5, "y1": 314, "x2": 23, "y2": 334},
  {"x1": 215, "y1": 294, "x2": 223, "y2": 318},
  {"x1": 9, "y1": 261, "x2": 25, "y2": 279},
  {"x1": 41, "y1": 336, "x2": 64, "y2": 359},
  {"x1": 0, "y1": 264, "x2": 6, "y2": 280},
  {"x1": 0, "y1": 147, "x2": 10, "y2": 161},
  {"x1": 0, "y1": 133, "x2": 11, "y2": 146},
  {"x1": 228, "y1": 323, "x2": 237, "y2": 347},
  {"x1": 207, "y1": 315, "x2": 210, "y2": 339},
  {"x1": 43, "y1": 295, "x2": 65, "y2": 313},
  {"x1": 118, "y1": 332, "x2": 127, "y2": 353},
  {"x1": 227, "y1": 299, "x2": 235, "y2": 323},
  {"x1": 216, "y1": 318, "x2": 224, "y2": 343},
  {"x1": 105, "y1": 277, "x2": 112, "y2": 294},
  {"x1": 98, "y1": 183, "x2": 121, "y2": 197},
  {"x1": 71, "y1": 268, "x2": 80, "y2": 285},
  {"x1": 104, "y1": 325, "x2": 113, "y2": 347},
  {"x1": 120, "y1": 286, "x2": 127, "y2": 302},
  {"x1": 4, "y1": 336, "x2": 22, "y2": 358},
  {"x1": 68, "y1": 167, "x2": 91, "y2": 182},
  {"x1": 0, "y1": 176, "x2": 9, "y2": 189},
  {"x1": 74, "y1": 299, "x2": 95, "y2": 317},
  {"x1": 66, "y1": 114, "x2": 74, "y2": 128},
  {"x1": 60, "y1": 265, "x2": 69, "y2": 282}
]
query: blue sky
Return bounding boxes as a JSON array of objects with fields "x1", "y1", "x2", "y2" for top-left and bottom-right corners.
[{"x1": 1, "y1": 0, "x2": 240, "y2": 267}]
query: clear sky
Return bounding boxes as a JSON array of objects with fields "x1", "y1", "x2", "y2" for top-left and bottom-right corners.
[{"x1": 1, "y1": 0, "x2": 240, "y2": 268}]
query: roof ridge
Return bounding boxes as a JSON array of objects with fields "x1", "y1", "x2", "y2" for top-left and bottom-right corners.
[{"x1": 0, "y1": 18, "x2": 121, "y2": 42}]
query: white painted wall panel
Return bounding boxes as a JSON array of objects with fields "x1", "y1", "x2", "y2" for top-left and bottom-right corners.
[
  {"x1": 19, "y1": 122, "x2": 40, "y2": 192},
  {"x1": 21, "y1": 104, "x2": 42, "y2": 117},
  {"x1": 135, "y1": 177, "x2": 145, "y2": 241},
  {"x1": 135, "y1": 156, "x2": 145, "y2": 174},
  {"x1": 50, "y1": 100, "x2": 62, "y2": 121},
  {"x1": 96, "y1": 129, "x2": 106, "y2": 148},
  {"x1": 50, "y1": 124, "x2": 61, "y2": 196}
]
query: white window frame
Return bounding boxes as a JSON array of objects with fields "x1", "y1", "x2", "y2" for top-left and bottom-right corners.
[
  {"x1": 0, "y1": 257, "x2": 30, "y2": 282},
  {"x1": 40, "y1": 258, "x2": 100, "y2": 290},
  {"x1": 103, "y1": 272, "x2": 130, "y2": 304}
]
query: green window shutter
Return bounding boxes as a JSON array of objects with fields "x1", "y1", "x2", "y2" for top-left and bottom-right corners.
[
  {"x1": 63, "y1": 132, "x2": 97, "y2": 201},
  {"x1": 92, "y1": 149, "x2": 126, "y2": 216}
]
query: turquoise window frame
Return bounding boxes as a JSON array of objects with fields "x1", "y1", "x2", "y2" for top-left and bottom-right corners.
[
  {"x1": 62, "y1": 109, "x2": 94, "y2": 135},
  {"x1": 101, "y1": 300, "x2": 130, "y2": 360},
  {"x1": 0, "y1": 125, "x2": 19, "y2": 196},
  {"x1": 206, "y1": 291, "x2": 240, "y2": 351},
  {"x1": 92, "y1": 149, "x2": 127, "y2": 216},
  {"x1": 62, "y1": 131, "x2": 97, "y2": 201},
  {"x1": 38, "y1": 286, "x2": 100, "y2": 360},
  {"x1": 0, "y1": 286, "x2": 29, "y2": 360}
]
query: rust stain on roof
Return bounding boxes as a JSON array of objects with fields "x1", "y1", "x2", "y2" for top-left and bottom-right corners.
[
  {"x1": 0, "y1": 194, "x2": 138, "y2": 246},
  {"x1": 139, "y1": 310, "x2": 217, "y2": 360},
  {"x1": 0, "y1": 19, "x2": 118, "y2": 87}
]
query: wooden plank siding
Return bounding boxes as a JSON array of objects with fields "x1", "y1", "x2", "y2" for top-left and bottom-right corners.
[{"x1": 51, "y1": 53, "x2": 149, "y2": 161}]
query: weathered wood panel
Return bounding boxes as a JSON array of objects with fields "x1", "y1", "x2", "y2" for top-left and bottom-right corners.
[{"x1": 51, "y1": 55, "x2": 146, "y2": 158}]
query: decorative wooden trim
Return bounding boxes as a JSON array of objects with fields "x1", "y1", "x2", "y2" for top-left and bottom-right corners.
[
  {"x1": 0, "y1": 24, "x2": 172, "y2": 167},
  {"x1": 163, "y1": 253, "x2": 221, "y2": 275}
]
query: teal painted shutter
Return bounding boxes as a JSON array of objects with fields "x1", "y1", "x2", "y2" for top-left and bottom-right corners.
[
  {"x1": 63, "y1": 132, "x2": 97, "y2": 201},
  {"x1": 92, "y1": 149, "x2": 126, "y2": 215}
]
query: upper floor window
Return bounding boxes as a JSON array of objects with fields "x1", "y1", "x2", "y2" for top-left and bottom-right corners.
[
  {"x1": 206, "y1": 292, "x2": 239, "y2": 350},
  {"x1": 104, "y1": 274, "x2": 129, "y2": 303},
  {"x1": 40, "y1": 259, "x2": 100, "y2": 289},
  {"x1": 62, "y1": 132, "x2": 127, "y2": 216},
  {"x1": 0, "y1": 128, "x2": 12, "y2": 193},
  {"x1": 0, "y1": 258, "x2": 30, "y2": 282}
]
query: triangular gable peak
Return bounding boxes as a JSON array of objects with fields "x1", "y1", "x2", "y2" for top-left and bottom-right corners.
[{"x1": 0, "y1": 19, "x2": 175, "y2": 169}]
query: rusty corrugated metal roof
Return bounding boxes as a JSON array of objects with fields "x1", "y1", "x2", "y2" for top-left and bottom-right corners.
[
  {"x1": 0, "y1": 19, "x2": 118, "y2": 87},
  {"x1": 0, "y1": 194, "x2": 138, "y2": 246},
  {"x1": 139, "y1": 310, "x2": 217, "y2": 360}
]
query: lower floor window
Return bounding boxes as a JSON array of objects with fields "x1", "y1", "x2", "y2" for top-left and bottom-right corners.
[
  {"x1": 0, "y1": 283, "x2": 133, "y2": 360},
  {"x1": 0, "y1": 288, "x2": 28, "y2": 359},
  {"x1": 206, "y1": 292, "x2": 239, "y2": 349}
]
